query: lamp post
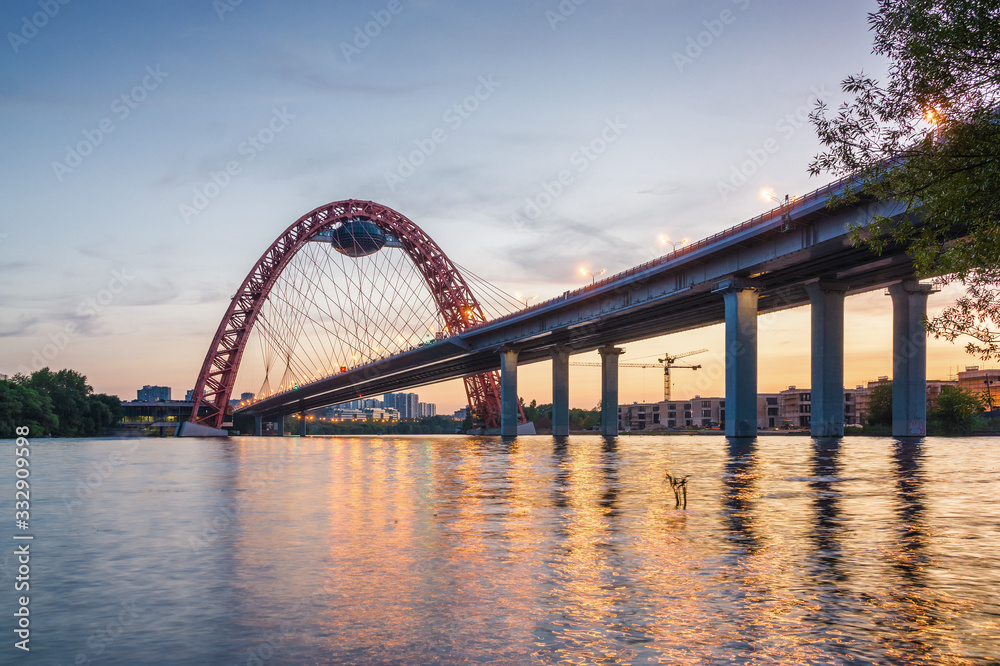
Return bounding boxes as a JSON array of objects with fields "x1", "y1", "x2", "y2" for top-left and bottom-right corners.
[
  {"x1": 514, "y1": 293, "x2": 538, "y2": 309},
  {"x1": 579, "y1": 267, "x2": 606, "y2": 286},
  {"x1": 985, "y1": 376, "x2": 996, "y2": 411},
  {"x1": 659, "y1": 235, "x2": 689, "y2": 253}
]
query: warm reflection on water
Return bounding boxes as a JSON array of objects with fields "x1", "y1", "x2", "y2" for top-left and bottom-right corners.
[{"x1": 13, "y1": 435, "x2": 1000, "y2": 664}]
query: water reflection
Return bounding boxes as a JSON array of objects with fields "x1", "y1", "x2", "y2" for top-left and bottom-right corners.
[
  {"x1": 18, "y1": 435, "x2": 1000, "y2": 664},
  {"x1": 809, "y1": 438, "x2": 846, "y2": 585},
  {"x1": 722, "y1": 438, "x2": 761, "y2": 553}
]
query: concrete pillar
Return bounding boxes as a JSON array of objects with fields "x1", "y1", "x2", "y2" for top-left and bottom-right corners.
[
  {"x1": 499, "y1": 347, "x2": 520, "y2": 437},
  {"x1": 599, "y1": 346, "x2": 624, "y2": 437},
  {"x1": 279, "y1": 417, "x2": 286, "y2": 436},
  {"x1": 551, "y1": 346, "x2": 570, "y2": 437},
  {"x1": 889, "y1": 281, "x2": 935, "y2": 437},
  {"x1": 718, "y1": 282, "x2": 759, "y2": 438},
  {"x1": 254, "y1": 415, "x2": 262, "y2": 437},
  {"x1": 299, "y1": 411, "x2": 307, "y2": 437},
  {"x1": 806, "y1": 280, "x2": 848, "y2": 438}
]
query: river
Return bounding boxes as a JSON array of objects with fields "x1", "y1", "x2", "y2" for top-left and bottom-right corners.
[{"x1": 2, "y1": 434, "x2": 998, "y2": 664}]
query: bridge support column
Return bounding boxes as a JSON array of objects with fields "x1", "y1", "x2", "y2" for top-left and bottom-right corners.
[
  {"x1": 889, "y1": 281, "x2": 935, "y2": 438},
  {"x1": 806, "y1": 280, "x2": 848, "y2": 438},
  {"x1": 718, "y1": 281, "x2": 759, "y2": 438},
  {"x1": 299, "y1": 411, "x2": 307, "y2": 437},
  {"x1": 551, "y1": 346, "x2": 570, "y2": 437},
  {"x1": 500, "y1": 347, "x2": 519, "y2": 437},
  {"x1": 599, "y1": 346, "x2": 624, "y2": 437},
  {"x1": 254, "y1": 415, "x2": 262, "y2": 437}
]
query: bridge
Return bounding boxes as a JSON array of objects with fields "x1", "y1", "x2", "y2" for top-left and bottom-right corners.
[{"x1": 179, "y1": 174, "x2": 935, "y2": 440}]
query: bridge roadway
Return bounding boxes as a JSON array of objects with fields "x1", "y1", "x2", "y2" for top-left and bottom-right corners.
[{"x1": 241, "y1": 177, "x2": 923, "y2": 435}]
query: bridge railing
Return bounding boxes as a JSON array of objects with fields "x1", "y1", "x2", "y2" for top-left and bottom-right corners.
[{"x1": 471, "y1": 172, "x2": 856, "y2": 331}]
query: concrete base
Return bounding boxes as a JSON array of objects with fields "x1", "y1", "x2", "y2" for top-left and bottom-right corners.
[
  {"x1": 499, "y1": 348, "x2": 520, "y2": 437},
  {"x1": 806, "y1": 280, "x2": 848, "y2": 438},
  {"x1": 719, "y1": 284, "x2": 759, "y2": 438},
  {"x1": 551, "y1": 346, "x2": 570, "y2": 438},
  {"x1": 599, "y1": 345, "x2": 624, "y2": 437},
  {"x1": 472, "y1": 421, "x2": 538, "y2": 436},
  {"x1": 890, "y1": 281, "x2": 935, "y2": 438},
  {"x1": 177, "y1": 421, "x2": 229, "y2": 437}
]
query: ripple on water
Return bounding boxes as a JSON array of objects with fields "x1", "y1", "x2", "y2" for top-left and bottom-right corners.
[{"x1": 6, "y1": 434, "x2": 999, "y2": 664}]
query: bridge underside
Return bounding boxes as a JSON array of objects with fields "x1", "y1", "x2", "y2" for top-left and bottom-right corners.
[{"x1": 240, "y1": 195, "x2": 918, "y2": 423}]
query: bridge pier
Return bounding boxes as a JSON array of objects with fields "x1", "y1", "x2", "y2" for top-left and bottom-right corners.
[
  {"x1": 889, "y1": 281, "x2": 935, "y2": 438},
  {"x1": 254, "y1": 415, "x2": 262, "y2": 437},
  {"x1": 599, "y1": 345, "x2": 624, "y2": 437},
  {"x1": 551, "y1": 346, "x2": 570, "y2": 437},
  {"x1": 299, "y1": 411, "x2": 307, "y2": 436},
  {"x1": 717, "y1": 281, "x2": 759, "y2": 439},
  {"x1": 500, "y1": 347, "x2": 520, "y2": 437},
  {"x1": 807, "y1": 280, "x2": 848, "y2": 438}
]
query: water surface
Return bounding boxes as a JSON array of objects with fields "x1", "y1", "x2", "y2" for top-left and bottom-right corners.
[{"x1": 3, "y1": 435, "x2": 998, "y2": 664}]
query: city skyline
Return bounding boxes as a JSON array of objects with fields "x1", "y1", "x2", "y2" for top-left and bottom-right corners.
[{"x1": 1, "y1": 0, "x2": 988, "y2": 414}]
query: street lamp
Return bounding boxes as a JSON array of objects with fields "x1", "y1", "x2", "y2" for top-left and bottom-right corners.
[
  {"x1": 579, "y1": 267, "x2": 606, "y2": 285},
  {"x1": 762, "y1": 189, "x2": 798, "y2": 230},
  {"x1": 514, "y1": 292, "x2": 537, "y2": 308},
  {"x1": 985, "y1": 376, "x2": 996, "y2": 411},
  {"x1": 659, "y1": 235, "x2": 689, "y2": 253}
]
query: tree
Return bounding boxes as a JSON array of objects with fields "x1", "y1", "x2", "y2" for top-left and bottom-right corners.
[
  {"x1": 867, "y1": 382, "x2": 894, "y2": 427},
  {"x1": 930, "y1": 385, "x2": 984, "y2": 433},
  {"x1": 12, "y1": 368, "x2": 121, "y2": 437},
  {"x1": 0, "y1": 380, "x2": 58, "y2": 437},
  {"x1": 811, "y1": 0, "x2": 1000, "y2": 359}
]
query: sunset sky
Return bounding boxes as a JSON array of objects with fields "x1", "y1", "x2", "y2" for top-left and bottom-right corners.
[{"x1": 0, "y1": 0, "x2": 987, "y2": 413}]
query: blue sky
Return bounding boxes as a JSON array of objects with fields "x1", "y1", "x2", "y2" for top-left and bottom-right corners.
[{"x1": 0, "y1": 0, "x2": 981, "y2": 411}]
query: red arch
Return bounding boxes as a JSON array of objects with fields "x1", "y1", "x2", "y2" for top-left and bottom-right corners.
[{"x1": 188, "y1": 200, "x2": 501, "y2": 429}]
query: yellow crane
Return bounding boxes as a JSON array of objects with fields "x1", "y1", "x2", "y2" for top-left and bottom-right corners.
[{"x1": 570, "y1": 348, "x2": 708, "y2": 401}]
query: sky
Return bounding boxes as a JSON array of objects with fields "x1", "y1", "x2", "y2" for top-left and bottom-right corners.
[{"x1": 0, "y1": 0, "x2": 988, "y2": 414}]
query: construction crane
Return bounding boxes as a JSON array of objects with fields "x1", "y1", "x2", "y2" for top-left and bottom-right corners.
[{"x1": 570, "y1": 348, "x2": 708, "y2": 401}]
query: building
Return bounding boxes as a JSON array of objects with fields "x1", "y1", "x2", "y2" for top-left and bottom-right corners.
[
  {"x1": 365, "y1": 407, "x2": 399, "y2": 422},
  {"x1": 618, "y1": 396, "x2": 725, "y2": 431},
  {"x1": 758, "y1": 393, "x2": 781, "y2": 429},
  {"x1": 137, "y1": 385, "x2": 171, "y2": 402},
  {"x1": 452, "y1": 407, "x2": 468, "y2": 421},
  {"x1": 770, "y1": 385, "x2": 866, "y2": 429},
  {"x1": 666, "y1": 396, "x2": 725, "y2": 428},
  {"x1": 957, "y1": 366, "x2": 1000, "y2": 410},
  {"x1": 619, "y1": 402, "x2": 659, "y2": 431},
  {"x1": 384, "y1": 392, "x2": 420, "y2": 418},
  {"x1": 417, "y1": 402, "x2": 437, "y2": 418},
  {"x1": 326, "y1": 408, "x2": 366, "y2": 421},
  {"x1": 119, "y1": 398, "x2": 209, "y2": 434}
]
